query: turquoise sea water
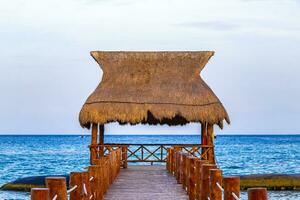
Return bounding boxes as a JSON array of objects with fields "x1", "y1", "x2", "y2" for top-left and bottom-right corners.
[{"x1": 0, "y1": 135, "x2": 299, "y2": 199}]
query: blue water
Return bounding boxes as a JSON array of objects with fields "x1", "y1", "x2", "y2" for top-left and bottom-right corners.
[{"x1": 0, "y1": 135, "x2": 299, "y2": 199}]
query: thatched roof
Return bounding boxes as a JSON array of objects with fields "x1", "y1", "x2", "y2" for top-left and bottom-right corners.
[{"x1": 79, "y1": 51, "x2": 230, "y2": 129}]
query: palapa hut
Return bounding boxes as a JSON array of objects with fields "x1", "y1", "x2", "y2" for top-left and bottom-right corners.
[{"x1": 79, "y1": 51, "x2": 229, "y2": 164}]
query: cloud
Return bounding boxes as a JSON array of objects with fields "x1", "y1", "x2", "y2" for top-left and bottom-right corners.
[{"x1": 175, "y1": 21, "x2": 239, "y2": 31}]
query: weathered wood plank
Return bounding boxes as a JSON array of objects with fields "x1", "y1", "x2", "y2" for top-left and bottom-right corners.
[{"x1": 104, "y1": 165, "x2": 188, "y2": 200}]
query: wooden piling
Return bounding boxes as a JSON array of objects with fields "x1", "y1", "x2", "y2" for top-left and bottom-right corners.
[
  {"x1": 99, "y1": 125, "x2": 104, "y2": 157},
  {"x1": 188, "y1": 157, "x2": 197, "y2": 200},
  {"x1": 31, "y1": 188, "x2": 50, "y2": 200},
  {"x1": 209, "y1": 169, "x2": 222, "y2": 200},
  {"x1": 167, "y1": 148, "x2": 171, "y2": 172},
  {"x1": 81, "y1": 172, "x2": 92, "y2": 199},
  {"x1": 247, "y1": 188, "x2": 268, "y2": 200},
  {"x1": 182, "y1": 153, "x2": 188, "y2": 190},
  {"x1": 176, "y1": 151, "x2": 182, "y2": 182},
  {"x1": 88, "y1": 165, "x2": 103, "y2": 200},
  {"x1": 170, "y1": 148, "x2": 175, "y2": 174},
  {"x1": 195, "y1": 160, "x2": 209, "y2": 200},
  {"x1": 70, "y1": 172, "x2": 89, "y2": 200},
  {"x1": 185, "y1": 156, "x2": 191, "y2": 192},
  {"x1": 90, "y1": 123, "x2": 98, "y2": 165},
  {"x1": 223, "y1": 176, "x2": 240, "y2": 200},
  {"x1": 122, "y1": 146, "x2": 128, "y2": 169},
  {"x1": 207, "y1": 124, "x2": 215, "y2": 164},
  {"x1": 200, "y1": 164, "x2": 217, "y2": 200},
  {"x1": 45, "y1": 177, "x2": 67, "y2": 200}
]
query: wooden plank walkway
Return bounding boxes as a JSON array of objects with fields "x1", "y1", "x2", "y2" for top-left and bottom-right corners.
[{"x1": 104, "y1": 165, "x2": 189, "y2": 200}]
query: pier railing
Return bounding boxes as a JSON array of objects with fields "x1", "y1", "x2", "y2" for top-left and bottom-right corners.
[
  {"x1": 31, "y1": 147, "x2": 122, "y2": 200},
  {"x1": 90, "y1": 143, "x2": 214, "y2": 165},
  {"x1": 167, "y1": 147, "x2": 269, "y2": 200}
]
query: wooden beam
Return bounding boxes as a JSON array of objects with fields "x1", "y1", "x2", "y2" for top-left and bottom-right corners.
[
  {"x1": 201, "y1": 122, "x2": 207, "y2": 160},
  {"x1": 91, "y1": 123, "x2": 98, "y2": 145},
  {"x1": 207, "y1": 124, "x2": 215, "y2": 164},
  {"x1": 90, "y1": 123, "x2": 98, "y2": 164},
  {"x1": 99, "y1": 125, "x2": 104, "y2": 157}
]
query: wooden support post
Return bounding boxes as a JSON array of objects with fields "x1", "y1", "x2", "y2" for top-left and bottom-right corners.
[
  {"x1": 200, "y1": 164, "x2": 217, "y2": 200},
  {"x1": 201, "y1": 122, "x2": 207, "y2": 160},
  {"x1": 185, "y1": 156, "x2": 191, "y2": 192},
  {"x1": 182, "y1": 153, "x2": 188, "y2": 190},
  {"x1": 178, "y1": 152, "x2": 184, "y2": 184},
  {"x1": 99, "y1": 125, "x2": 104, "y2": 157},
  {"x1": 180, "y1": 153, "x2": 187, "y2": 188},
  {"x1": 176, "y1": 151, "x2": 181, "y2": 182},
  {"x1": 81, "y1": 172, "x2": 92, "y2": 199},
  {"x1": 88, "y1": 165, "x2": 103, "y2": 200},
  {"x1": 207, "y1": 124, "x2": 215, "y2": 164},
  {"x1": 166, "y1": 148, "x2": 171, "y2": 172},
  {"x1": 122, "y1": 146, "x2": 128, "y2": 169},
  {"x1": 90, "y1": 123, "x2": 98, "y2": 165},
  {"x1": 223, "y1": 176, "x2": 240, "y2": 200},
  {"x1": 195, "y1": 160, "x2": 208, "y2": 200},
  {"x1": 189, "y1": 157, "x2": 197, "y2": 200},
  {"x1": 31, "y1": 188, "x2": 50, "y2": 200},
  {"x1": 247, "y1": 188, "x2": 268, "y2": 200},
  {"x1": 45, "y1": 177, "x2": 67, "y2": 200},
  {"x1": 70, "y1": 172, "x2": 89, "y2": 200},
  {"x1": 209, "y1": 169, "x2": 222, "y2": 200},
  {"x1": 170, "y1": 148, "x2": 175, "y2": 174}
]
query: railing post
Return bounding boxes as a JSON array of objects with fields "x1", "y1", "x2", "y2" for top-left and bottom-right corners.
[
  {"x1": 185, "y1": 156, "x2": 191, "y2": 192},
  {"x1": 82, "y1": 172, "x2": 92, "y2": 200},
  {"x1": 122, "y1": 146, "x2": 128, "y2": 169},
  {"x1": 195, "y1": 160, "x2": 208, "y2": 200},
  {"x1": 209, "y1": 169, "x2": 222, "y2": 200},
  {"x1": 70, "y1": 172, "x2": 88, "y2": 200},
  {"x1": 178, "y1": 152, "x2": 185, "y2": 184},
  {"x1": 31, "y1": 188, "x2": 50, "y2": 200},
  {"x1": 223, "y1": 176, "x2": 240, "y2": 200},
  {"x1": 247, "y1": 188, "x2": 268, "y2": 200},
  {"x1": 45, "y1": 177, "x2": 67, "y2": 200},
  {"x1": 88, "y1": 165, "x2": 103, "y2": 200},
  {"x1": 200, "y1": 164, "x2": 217, "y2": 200},
  {"x1": 182, "y1": 153, "x2": 188, "y2": 190},
  {"x1": 189, "y1": 157, "x2": 197, "y2": 200},
  {"x1": 176, "y1": 151, "x2": 181, "y2": 182},
  {"x1": 90, "y1": 123, "x2": 98, "y2": 165},
  {"x1": 166, "y1": 148, "x2": 171, "y2": 172},
  {"x1": 170, "y1": 148, "x2": 175, "y2": 174}
]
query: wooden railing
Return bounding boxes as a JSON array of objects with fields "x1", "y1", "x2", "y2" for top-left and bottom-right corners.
[
  {"x1": 31, "y1": 148, "x2": 122, "y2": 200},
  {"x1": 167, "y1": 147, "x2": 268, "y2": 200},
  {"x1": 90, "y1": 143, "x2": 214, "y2": 165}
]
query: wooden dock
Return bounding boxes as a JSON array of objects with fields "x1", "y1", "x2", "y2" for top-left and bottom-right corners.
[{"x1": 104, "y1": 165, "x2": 189, "y2": 200}]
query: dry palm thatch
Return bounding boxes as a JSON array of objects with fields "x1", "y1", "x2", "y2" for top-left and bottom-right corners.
[{"x1": 79, "y1": 51, "x2": 230, "y2": 129}]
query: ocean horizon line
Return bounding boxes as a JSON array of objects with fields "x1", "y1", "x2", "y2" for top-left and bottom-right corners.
[{"x1": 0, "y1": 133, "x2": 300, "y2": 136}]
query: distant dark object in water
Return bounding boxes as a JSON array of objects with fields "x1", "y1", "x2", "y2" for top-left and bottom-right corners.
[{"x1": 0, "y1": 175, "x2": 69, "y2": 192}]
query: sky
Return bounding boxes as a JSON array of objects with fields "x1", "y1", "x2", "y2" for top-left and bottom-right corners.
[{"x1": 0, "y1": 0, "x2": 300, "y2": 135}]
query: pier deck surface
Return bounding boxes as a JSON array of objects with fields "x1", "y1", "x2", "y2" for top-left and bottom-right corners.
[{"x1": 104, "y1": 165, "x2": 188, "y2": 200}]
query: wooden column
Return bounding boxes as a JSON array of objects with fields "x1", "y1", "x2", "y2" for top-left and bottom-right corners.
[
  {"x1": 31, "y1": 188, "x2": 50, "y2": 200},
  {"x1": 247, "y1": 188, "x2": 268, "y2": 200},
  {"x1": 122, "y1": 146, "x2": 128, "y2": 169},
  {"x1": 99, "y1": 125, "x2": 104, "y2": 157},
  {"x1": 189, "y1": 157, "x2": 197, "y2": 200},
  {"x1": 223, "y1": 176, "x2": 240, "y2": 200},
  {"x1": 195, "y1": 159, "x2": 208, "y2": 200},
  {"x1": 201, "y1": 122, "x2": 207, "y2": 160},
  {"x1": 207, "y1": 124, "x2": 215, "y2": 164},
  {"x1": 200, "y1": 164, "x2": 217, "y2": 200},
  {"x1": 90, "y1": 123, "x2": 98, "y2": 165},
  {"x1": 209, "y1": 169, "x2": 222, "y2": 200},
  {"x1": 45, "y1": 177, "x2": 67, "y2": 200}
]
